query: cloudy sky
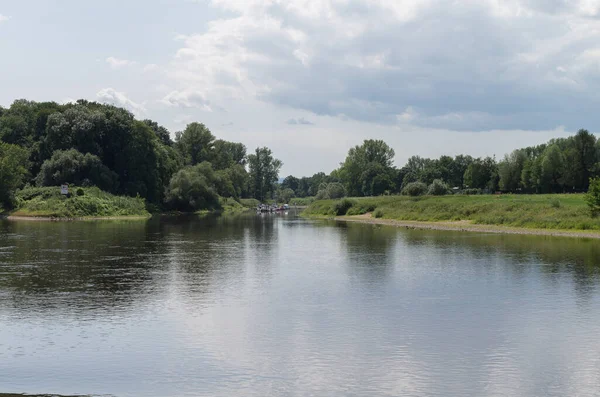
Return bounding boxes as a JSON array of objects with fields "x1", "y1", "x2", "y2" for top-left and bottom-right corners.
[{"x1": 1, "y1": 0, "x2": 600, "y2": 176}]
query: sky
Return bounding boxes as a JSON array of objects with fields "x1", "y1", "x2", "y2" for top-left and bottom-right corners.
[{"x1": 1, "y1": 0, "x2": 600, "y2": 176}]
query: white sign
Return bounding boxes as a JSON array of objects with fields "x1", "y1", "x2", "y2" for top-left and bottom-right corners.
[{"x1": 61, "y1": 184, "x2": 69, "y2": 195}]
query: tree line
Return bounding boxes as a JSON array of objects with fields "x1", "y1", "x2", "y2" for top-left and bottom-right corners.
[
  {"x1": 281, "y1": 129, "x2": 600, "y2": 199},
  {"x1": 0, "y1": 99, "x2": 282, "y2": 210},
  {"x1": 2, "y1": 99, "x2": 600, "y2": 211}
]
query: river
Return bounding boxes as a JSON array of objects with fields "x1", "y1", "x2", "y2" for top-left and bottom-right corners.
[{"x1": 1, "y1": 213, "x2": 600, "y2": 397}]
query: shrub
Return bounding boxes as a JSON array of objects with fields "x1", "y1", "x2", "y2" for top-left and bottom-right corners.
[
  {"x1": 333, "y1": 198, "x2": 355, "y2": 216},
  {"x1": 326, "y1": 182, "x2": 346, "y2": 199},
  {"x1": 462, "y1": 188, "x2": 483, "y2": 195},
  {"x1": 402, "y1": 182, "x2": 427, "y2": 197},
  {"x1": 585, "y1": 177, "x2": 600, "y2": 216},
  {"x1": 427, "y1": 179, "x2": 450, "y2": 196},
  {"x1": 549, "y1": 197, "x2": 561, "y2": 208},
  {"x1": 373, "y1": 208, "x2": 384, "y2": 218},
  {"x1": 76, "y1": 188, "x2": 85, "y2": 196}
]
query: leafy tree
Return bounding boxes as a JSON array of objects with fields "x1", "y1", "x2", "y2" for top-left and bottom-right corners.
[
  {"x1": 499, "y1": 150, "x2": 527, "y2": 191},
  {"x1": 143, "y1": 119, "x2": 173, "y2": 146},
  {"x1": 540, "y1": 144, "x2": 565, "y2": 193},
  {"x1": 326, "y1": 182, "x2": 346, "y2": 199},
  {"x1": 278, "y1": 188, "x2": 295, "y2": 203},
  {"x1": 247, "y1": 147, "x2": 282, "y2": 201},
  {"x1": 428, "y1": 179, "x2": 450, "y2": 196},
  {"x1": 402, "y1": 182, "x2": 427, "y2": 196},
  {"x1": 165, "y1": 163, "x2": 220, "y2": 211},
  {"x1": 573, "y1": 129, "x2": 597, "y2": 190},
  {"x1": 339, "y1": 139, "x2": 395, "y2": 196},
  {"x1": 0, "y1": 142, "x2": 29, "y2": 206},
  {"x1": 36, "y1": 149, "x2": 118, "y2": 192},
  {"x1": 212, "y1": 140, "x2": 247, "y2": 170},
  {"x1": 585, "y1": 177, "x2": 600, "y2": 216},
  {"x1": 175, "y1": 122, "x2": 215, "y2": 165},
  {"x1": 281, "y1": 175, "x2": 300, "y2": 194}
]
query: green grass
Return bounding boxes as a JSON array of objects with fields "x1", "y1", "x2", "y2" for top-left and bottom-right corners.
[
  {"x1": 239, "y1": 198, "x2": 261, "y2": 208},
  {"x1": 12, "y1": 186, "x2": 149, "y2": 218},
  {"x1": 217, "y1": 197, "x2": 253, "y2": 214},
  {"x1": 289, "y1": 197, "x2": 315, "y2": 206},
  {"x1": 303, "y1": 194, "x2": 600, "y2": 231}
]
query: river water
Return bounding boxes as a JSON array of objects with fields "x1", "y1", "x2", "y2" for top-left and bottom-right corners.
[{"x1": 1, "y1": 214, "x2": 600, "y2": 397}]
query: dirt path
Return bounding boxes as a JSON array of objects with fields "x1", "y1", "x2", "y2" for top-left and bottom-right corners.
[{"x1": 334, "y1": 214, "x2": 600, "y2": 239}]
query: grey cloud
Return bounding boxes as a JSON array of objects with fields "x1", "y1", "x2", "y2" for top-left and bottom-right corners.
[
  {"x1": 174, "y1": 0, "x2": 600, "y2": 132},
  {"x1": 287, "y1": 117, "x2": 314, "y2": 125}
]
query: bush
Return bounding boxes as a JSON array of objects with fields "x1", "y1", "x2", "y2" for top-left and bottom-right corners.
[
  {"x1": 76, "y1": 188, "x2": 85, "y2": 196},
  {"x1": 427, "y1": 179, "x2": 450, "y2": 196},
  {"x1": 462, "y1": 188, "x2": 483, "y2": 195},
  {"x1": 373, "y1": 208, "x2": 384, "y2": 218},
  {"x1": 333, "y1": 198, "x2": 355, "y2": 216},
  {"x1": 402, "y1": 182, "x2": 428, "y2": 197},
  {"x1": 585, "y1": 177, "x2": 600, "y2": 216},
  {"x1": 315, "y1": 182, "x2": 346, "y2": 200},
  {"x1": 549, "y1": 197, "x2": 561, "y2": 208},
  {"x1": 326, "y1": 182, "x2": 346, "y2": 199}
]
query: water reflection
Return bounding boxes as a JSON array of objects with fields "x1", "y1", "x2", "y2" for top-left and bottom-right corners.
[{"x1": 2, "y1": 215, "x2": 600, "y2": 397}]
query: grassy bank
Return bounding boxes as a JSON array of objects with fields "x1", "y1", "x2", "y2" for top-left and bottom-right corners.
[
  {"x1": 10, "y1": 186, "x2": 150, "y2": 218},
  {"x1": 303, "y1": 194, "x2": 600, "y2": 231}
]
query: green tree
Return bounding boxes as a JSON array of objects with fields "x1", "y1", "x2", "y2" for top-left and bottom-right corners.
[
  {"x1": 165, "y1": 163, "x2": 220, "y2": 211},
  {"x1": 0, "y1": 142, "x2": 29, "y2": 206},
  {"x1": 36, "y1": 149, "x2": 119, "y2": 192},
  {"x1": 212, "y1": 140, "x2": 247, "y2": 170},
  {"x1": 247, "y1": 147, "x2": 282, "y2": 201},
  {"x1": 175, "y1": 122, "x2": 215, "y2": 165},
  {"x1": 573, "y1": 129, "x2": 597, "y2": 190},
  {"x1": 540, "y1": 144, "x2": 565, "y2": 193},
  {"x1": 585, "y1": 177, "x2": 600, "y2": 216},
  {"x1": 281, "y1": 175, "x2": 300, "y2": 194},
  {"x1": 278, "y1": 188, "x2": 295, "y2": 203},
  {"x1": 339, "y1": 139, "x2": 395, "y2": 196}
]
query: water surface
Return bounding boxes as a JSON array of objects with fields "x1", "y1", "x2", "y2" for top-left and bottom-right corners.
[{"x1": 1, "y1": 214, "x2": 600, "y2": 396}]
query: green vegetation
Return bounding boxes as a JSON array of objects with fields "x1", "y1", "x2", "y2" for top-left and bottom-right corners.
[
  {"x1": 0, "y1": 99, "x2": 284, "y2": 217},
  {"x1": 11, "y1": 186, "x2": 148, "y2": 218},
  {"x1": 304, "y1": 194, "x2": 600, "y2": 230},
  {"x1": 585, "y1": 177, "x2": 600, "y2": 216}
]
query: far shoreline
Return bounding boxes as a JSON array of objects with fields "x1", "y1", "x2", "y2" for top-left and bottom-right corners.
[{"x1": 317, "y1": 214, "x2": 600, "y2": 240}]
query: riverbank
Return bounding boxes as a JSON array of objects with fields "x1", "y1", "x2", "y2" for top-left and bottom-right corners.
[
  {"x1": 328, "y1": 213, "x2": 600, "y2": 239},
  {"x1": 303, "y1": 194, "x2": 600, "y2": 236}
]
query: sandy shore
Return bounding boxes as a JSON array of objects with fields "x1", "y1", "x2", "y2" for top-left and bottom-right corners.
[{"x1": 331, "y1": 214, "x2": 600, "y2": 239}]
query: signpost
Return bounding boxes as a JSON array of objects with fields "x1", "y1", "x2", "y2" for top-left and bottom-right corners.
[{"x1": 61, "y1": 184, "x2": 69, "y2": 195}]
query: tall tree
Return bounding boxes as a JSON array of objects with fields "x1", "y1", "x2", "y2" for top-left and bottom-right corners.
[
  {"x1": 0, "y1": 142, "x2": 29, "y2": 206},
  {"x1": 247, "y1": 147, "x2": 282, "y2": 201},
  {"x1": 175, "y1": 122, "x2": 215, "y2": 165},
  {"x1": 339, "y1": 139, "x2": 395, "y2": 196}
]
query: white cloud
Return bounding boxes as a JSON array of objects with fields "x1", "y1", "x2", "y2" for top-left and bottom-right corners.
[
  {"x1": 161, "y1": 90, "x2": 213, "y2": 111},
  {"x1": 96, "y1": 88, "x2": 146, "y2": 118},
  {"x1": 0, "y1": 14, "x2": 10, "y2": 23},
  {"x1": 162, "y1": 0, "x2": 600, "y2": 132},
  {"x1": 105, "y1": 56, "x2": 135, "y2": 69},
  {"x1": 143, "y1": 63, "x2": 160, "y2": 73}
]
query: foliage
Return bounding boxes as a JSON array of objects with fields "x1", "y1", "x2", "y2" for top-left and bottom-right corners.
[
  {"x1": 402, "y1": 182, "x2": 428, "y2": 196},
  {"x1": 585, "y1": 177, "x2": 600, "y2": 216},
  {"x1": 36, "y1": 149, "x2": 119, "y2": 192},
  {"x1": 373, "y1": 208, "x2": 384, "y2": 218},
  {"x1": 13, "y1": 186, "x2": 148, "y2": 217},
  {"x1": 305, "y1": 194, "x2": 600, "y2": 230},
  {"x1": 333, "y1": 198, "x2": 356, "y2": 216},
  {"x1": 0, "y1": 142, "x2": 30, "y2": 206},
  {"x1": 339, "y1": 139, "x2": 395, "y2": 196},
  {"x1": 427, "y1": 179, "x2": 450, "y2": 196},
  {"x1": 278, "y1": 188, "x2": 295, "y2": 203},
  {"x1": 165, "y1": 163, "x2": 221, "y2": 212},
  {"x1": 174, "y1": 122, "x2": 215, "y2": 166},
  {"x1": 247, "y1": 147, "x2": 282, "y2": 202}
]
